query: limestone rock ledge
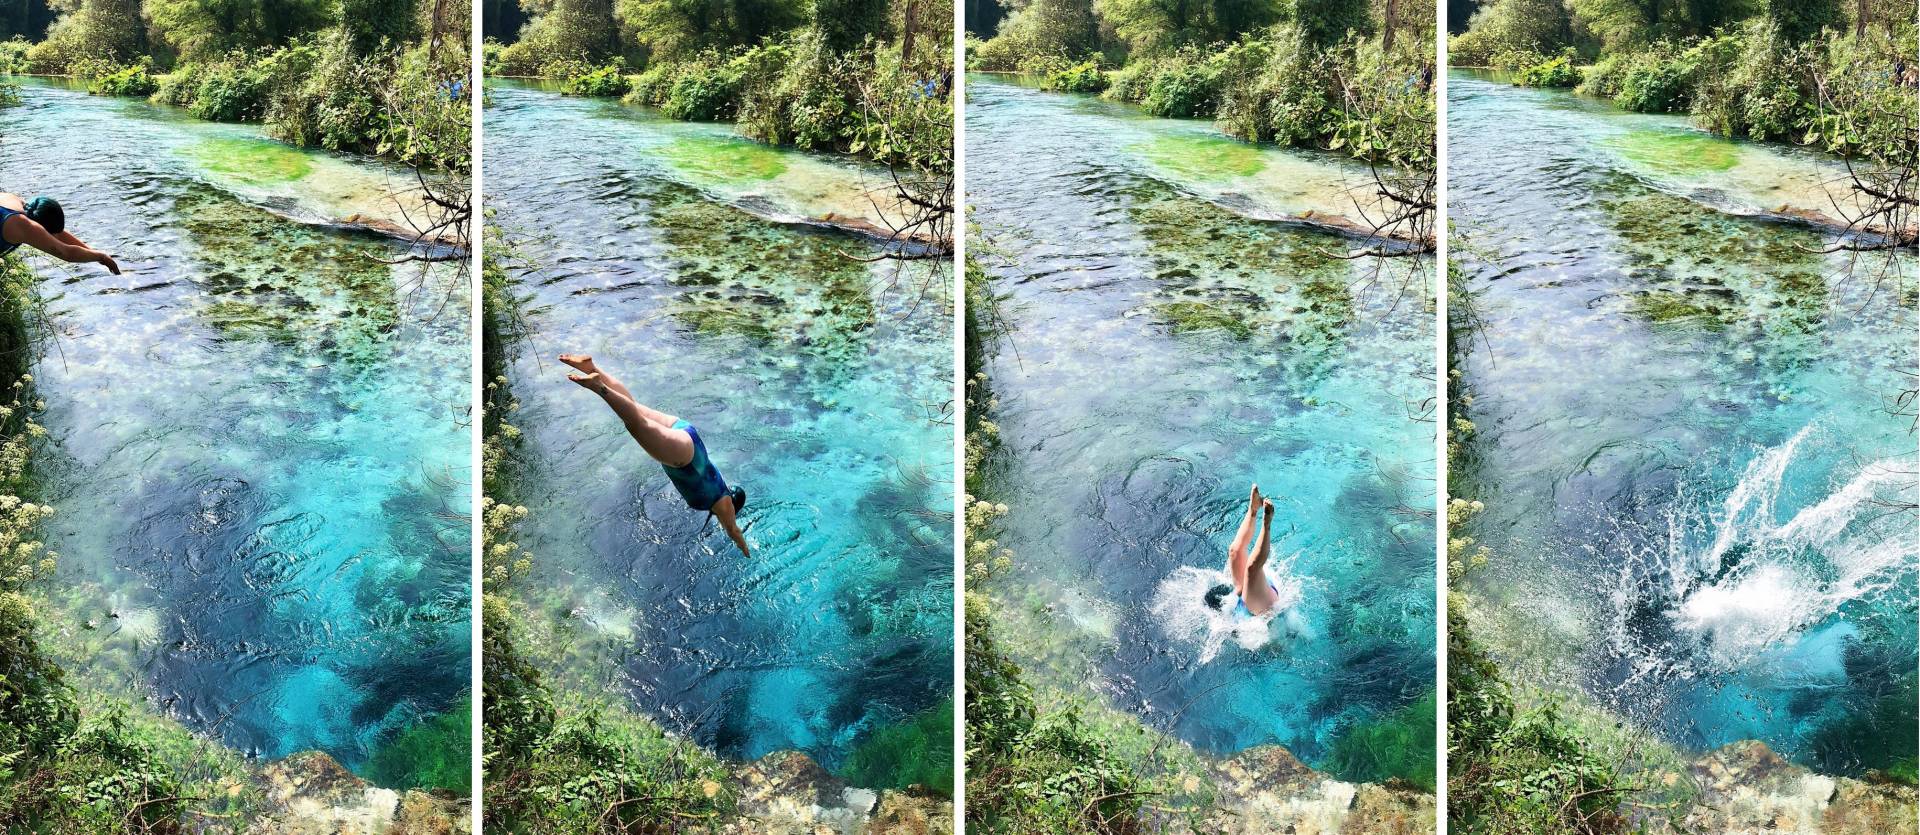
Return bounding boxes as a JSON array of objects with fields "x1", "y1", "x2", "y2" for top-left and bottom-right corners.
[
  {"x1": 1660, "y1": 741, "x2": 1918, "y2": 835},
  {"x1": 719, "y1": 751, "x2": 955, "y2": 835},
  {"x1": 191, "y1": 751, "x2": 470, "y2": 835},
  {"x1": 1150, "y1": 745, "x2": 1435, "y2": 835}
]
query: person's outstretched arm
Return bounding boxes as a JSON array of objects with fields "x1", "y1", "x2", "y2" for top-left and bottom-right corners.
[
  {"x1": 715, "y1": 497, "x2": 750, "y2": 557},
  {"x1": 16, "y1": 223, "x2": 118, "y2": 273}
]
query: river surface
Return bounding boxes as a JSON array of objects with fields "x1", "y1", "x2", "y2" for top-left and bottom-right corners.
[
  {"x1": 1449, "y1": 70, "x2": 1917, "y2": 776},
  {"x1": 0, "y1": 78, "x2": 471, "y2": 784},
  {"x1": 483, "y1": 81, "x2": 954, "y2": 789},
  {"x1": 967, "y1": 75, "x2": 1437, "y2": 781}
]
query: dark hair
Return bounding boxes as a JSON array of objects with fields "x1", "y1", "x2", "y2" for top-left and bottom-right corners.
[
  {"x1": 1203, "y1": 583, "x2": 1233, "y2": 611},
  {"x1": 730, "y1": 486, "x2": 747, "y2": 512},
  {"x1": 25, "y1": 197, "x2": 63, "y2": 236}
]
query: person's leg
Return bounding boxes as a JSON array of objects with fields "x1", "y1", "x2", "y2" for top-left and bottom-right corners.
[
  {"x1": 1226, "y1": 483, "x2": 1261, "y2": 591},
  {"x1": 1244, "y1": 501, "x2": 1280, "y2": 614},
  {"x1": 571, "y1": 373, "x2": 696, "y2": 467},
  {"x1": 561, "y1": 354, "x2": 680, "y2": 426}
]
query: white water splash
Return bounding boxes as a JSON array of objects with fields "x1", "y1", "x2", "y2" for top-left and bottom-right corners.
[
  {"x1": 1668, "y1": 428, "x2": 1915, "y2": 666},
  {"x1": 1149, "y1": 560, "x2": 1310, "y2": 664}
]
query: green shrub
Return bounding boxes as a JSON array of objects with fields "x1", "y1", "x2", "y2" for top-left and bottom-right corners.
[
  {"x1": 83, "y1": 62, "x2": 157, "y2": 96},
  {"x1": 562, "y1": 63, "x2": 629, "y2": 97},
  {"x1": 1042, "y1": 60, "x2": 1107, "y2": 93},
  {"x1": 1516, "y1": 53, "x2": 1581, "y2": 87},
  {"x1": 1447, "y1": 604, "x2": 1630, "y2": 834},
  {"x1": 662, "y1": 53, "x2": 744, "y2": 121},
  {"x1": 0, "y1": 38, "x2": 29, "y2": 74},
  {"x1": 1139, "y1": 49, "x2": 1222, "y2": 118}
]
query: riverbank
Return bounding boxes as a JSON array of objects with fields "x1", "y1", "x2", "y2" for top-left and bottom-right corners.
[
  {"x1": 486, "y1": 32, "x2": 953, "y2": 179},
  {"x1": 2, "y1": 28, "x2": 470, "y2": 174}
]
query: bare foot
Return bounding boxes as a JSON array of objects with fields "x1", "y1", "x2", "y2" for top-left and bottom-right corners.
[
  {"x1": 1262, "y1": 500, "x2": 1275, "y2": 523},
  {"x1": 568, "y1": 372, "x2": 607, "y2": 392},
  {"x1": 558, "y1": 354, "x2": 598, "y2": 374},
  {"x1": 1249, "y1": 483, "x2": 1264, "y2": 516}
]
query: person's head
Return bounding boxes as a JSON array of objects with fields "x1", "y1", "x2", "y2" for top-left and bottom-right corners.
[
  {"x1": 729, "y1": 486, "x2": 747, "y2": 513},
  {"x1": 25, "y1": 197, "x2": 63, "y2": 236},
  {"x1": 1203, "y1": 582, "x2": 1233, "y2": 611}
]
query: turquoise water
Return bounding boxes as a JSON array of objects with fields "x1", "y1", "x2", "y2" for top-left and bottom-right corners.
[
  {"x1": 0, "y1": 78, "x2": 471, "y2": 779},
  {"x1": 483, "y1": 81, "x2": 954, "y2": 786},
  {"x1": 1449, "y1": 70, "x2": 1917, "y2": 775},
  {"x1": 968, "y1": 76, "x2": 1436, "y2": 776}
]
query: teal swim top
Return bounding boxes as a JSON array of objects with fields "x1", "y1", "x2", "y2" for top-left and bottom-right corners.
[
  {"x1": 0, "y1": 204, "x2": 23, "y2": 256},
  {"x1": 662, "y1": 419, "x2": 731, "y2": 510}
]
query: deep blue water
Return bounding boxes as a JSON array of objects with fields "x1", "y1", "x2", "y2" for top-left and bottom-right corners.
[
  {"x1": 1449, "y1": 70, "x2": 1917, "y2": 774},
  {"x1": 967, "y1": 76, "x2": 1437, "y2": 770},
  {"x1": 483, "y1": 81, "x2": 953, "y2": 783},
  {"x1": 0, "y1": 78, "x2": 471, "y2": 776}
]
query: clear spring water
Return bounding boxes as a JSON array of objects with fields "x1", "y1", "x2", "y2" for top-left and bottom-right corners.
[
  {"x1": 0, "y1": 78, "x2": 472, "y2": 782},
  {"x1": 1449, "y1": 70, "x2": 1917, "y2": 776},
  {"x1": 483, "y1": 81, "x2": 954, "y2": 788},
  {"x1": 967, "y1": 75, "x2": 1437, "y2": 776}
]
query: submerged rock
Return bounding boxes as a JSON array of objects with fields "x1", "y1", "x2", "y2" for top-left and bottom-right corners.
[{"x1": 722, "y1": 751, "x2": 953, "y2": 835}]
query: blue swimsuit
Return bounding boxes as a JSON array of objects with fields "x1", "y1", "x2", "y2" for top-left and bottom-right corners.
[
  {"x1": 0, "y1": 204, "x2": 24, "y2": 256},
  {"x1": 1233, "y1": 579, "x2": 1282, "y2": 619},
  {"x1": 661, "y1": 420, "x2": 731, "y2": 510}
]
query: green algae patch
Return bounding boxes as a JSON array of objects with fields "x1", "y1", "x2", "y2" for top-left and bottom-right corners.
[
  {"x1": 187, "y1": 137, "x2": 314, "y2": 185},
  {"x1": 1323, "y1": 690, "x2": 1437, "y2": 791},
  {"x1": 1157, "y1": 300, "x2": 1254, "y2": 339},
  {"x1": 364, "y1": 697, "x2": 472, "y2": 791},
  {"x1": 1133, "y1": 133, "x2": 1268, "y2": 182},
  {"x1": 839, "y1": 698, "x2": 955, "y2": 793},
  {"x1": 1608, "y1": 131, "x2": 1740, "y2": 176},
  {"x1": 657, "y1": 134, "x2": 788, "y2": 182}
]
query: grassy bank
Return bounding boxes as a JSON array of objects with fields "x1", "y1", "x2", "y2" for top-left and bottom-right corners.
[{"x1": 0, "y1": 255, "x2": 261, "y2": 832}]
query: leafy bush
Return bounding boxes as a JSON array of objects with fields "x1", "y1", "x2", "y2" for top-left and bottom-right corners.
[
  {"x1": 1448, "y1": 604, "x2": 1631, "y2": 834},
  {"x1": 1042, "y1": 60, "x2": 1107, "y2": 93},
  {"x1": 1139, "y1": 49, "x2": 1222, "y2": 118},
  {"x1": 562, "y1": 63, "x2": 629, "y2": 97},
  {"x1": 81, "y1": 62, "x2": 157, "y2": 96},
  {"x1": 662, "y1": 53, "x2": 744, "y2": 121},
  {"x1": 0, "y1": 38, "x2": 29, "y2": 74},
  {"x1": 1516, "y1": 53, "x2": 1581, "y2": 87}
]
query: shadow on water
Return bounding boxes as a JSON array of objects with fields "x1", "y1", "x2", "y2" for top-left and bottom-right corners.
[
  {"x1": 1448, "y1": 70, "x2": 1916, "y2": 776},
  {"x1": 1, "y1": 80, "x2": 471, "y2": 786},
  {"x1": 967, "y1": 75, "x2": 1436, "y2": 781},
  {"x1": 485, "y1": 82, "x2": 954, "y2": 789}
]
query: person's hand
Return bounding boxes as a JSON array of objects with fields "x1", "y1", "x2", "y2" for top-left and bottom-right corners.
[{"x1": 96, "y1": 252, "x2": 120, "y2": 275}]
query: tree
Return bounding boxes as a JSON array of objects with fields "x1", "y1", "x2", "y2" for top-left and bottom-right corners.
[
  {"x1": 1461, "y1": 0, "x2": 1572, "y2": 54},
  {"x1": 1293, "y1": 0, "x2": 1372, "y2": 48},
  {"x1": 816, "y1": 0, "x2": 890, "y2": 51},
  {"x1": 1768, "y1": 0, "x2": 1840, "y2": 41},
  {"x1": 615, "y1": 0, "x2": 802, "y2": 60},
  {"x1": 515, "y1": 0, "x2": 617, "y2": 63},
  {"x1": 28, "y1": 0, "x2": 146, "y2": 68},
  {"x1": 982, "y1": 0, "x2": 1102, "y2": 60},
  {"x1": 1095, "y1": 0, "x2": 1281, "y2": 52},
  {"x1": 144, "y1": 0, "x2": 333, "y2": 61},
  {"x1": 341, "y1": 0, "x2": 420, "y2": 54}
]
